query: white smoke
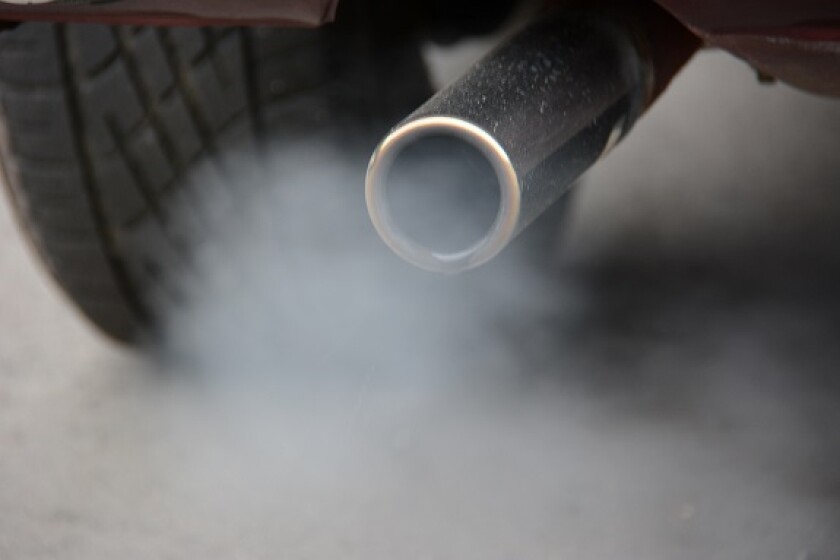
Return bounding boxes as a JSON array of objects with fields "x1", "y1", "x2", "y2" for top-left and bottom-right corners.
[{"x1": 147, "y1": 51, "x2": 840, "y2": 560}]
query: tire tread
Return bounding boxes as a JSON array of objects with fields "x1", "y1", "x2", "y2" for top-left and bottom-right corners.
[{"x1": 0, "y1": 20, "x2": 431, "y2": 341}]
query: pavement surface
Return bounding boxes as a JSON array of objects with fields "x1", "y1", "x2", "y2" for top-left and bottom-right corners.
[{"x1": 2, "y1": 50, "x2": 840, "y2": 560}]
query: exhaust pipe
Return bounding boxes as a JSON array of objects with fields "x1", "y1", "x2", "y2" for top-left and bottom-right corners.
[{"x1": 366, "y1": 4, "x2": 698, "y2": 273}]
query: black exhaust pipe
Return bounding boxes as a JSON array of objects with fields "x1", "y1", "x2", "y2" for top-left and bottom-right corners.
[{"x1": 366, "y1": 3, "x2": 698, "y2": 273}]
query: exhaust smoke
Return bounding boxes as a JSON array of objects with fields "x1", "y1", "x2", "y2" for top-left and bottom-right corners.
[{"x1": 143, "y1": 45, "x2": 839, "y2": 560}]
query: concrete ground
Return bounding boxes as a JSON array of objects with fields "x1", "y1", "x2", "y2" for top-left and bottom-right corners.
[{"x1": 1, "y1": 49, "x2": 840, "y2": 559}]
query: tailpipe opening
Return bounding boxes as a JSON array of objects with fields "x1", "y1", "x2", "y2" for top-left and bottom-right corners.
[{"x1": 366, "y1": 117, "x2": 519, "y2": 274}]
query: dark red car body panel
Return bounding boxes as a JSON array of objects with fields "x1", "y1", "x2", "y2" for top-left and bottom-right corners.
[{"x1": 656, "y1": 0, "x2": 840, "y2": 95}]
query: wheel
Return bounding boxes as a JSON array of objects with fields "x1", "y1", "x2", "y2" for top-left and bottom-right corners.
[{"x1": 0, "y1": 19, "x2": 432, "y2": 342}]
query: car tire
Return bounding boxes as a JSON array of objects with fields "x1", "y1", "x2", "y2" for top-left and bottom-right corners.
[{"x1": 0, "y1": 20, "x2": 431, "y2": 342}]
